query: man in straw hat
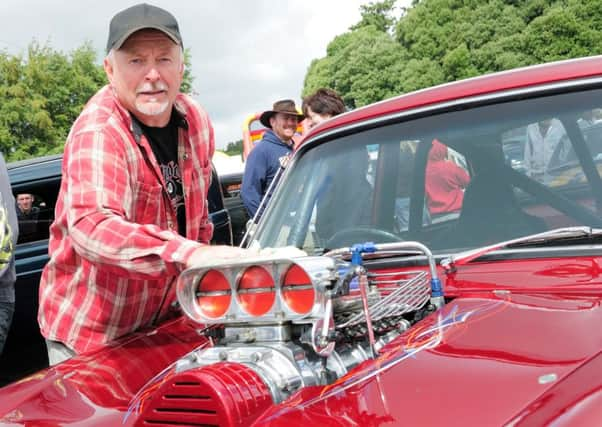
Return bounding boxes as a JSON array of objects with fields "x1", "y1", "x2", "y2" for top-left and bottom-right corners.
[
  {"x1": 241, "y1": 99, "x2": 304, "y2": 219},
  {"x1": 38, "y1": 3, "x2": 255, "y2": 365}
]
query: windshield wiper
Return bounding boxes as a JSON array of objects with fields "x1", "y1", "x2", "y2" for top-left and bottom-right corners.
[
  {"x1": 441, "y1": 226, "x2": 602, "y2": 272},
  {"x1": 506, "y1": 227, "x2": 602, "y2": 248}
]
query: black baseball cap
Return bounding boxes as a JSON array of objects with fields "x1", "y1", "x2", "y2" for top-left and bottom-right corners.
[{"x1": 106, "y1": 3, "x2": 183, "y2": 53}]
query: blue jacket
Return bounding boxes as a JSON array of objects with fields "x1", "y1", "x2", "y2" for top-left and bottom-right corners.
[{"x1": 241, "y1": 129, "x2": 293, "y2": 218}]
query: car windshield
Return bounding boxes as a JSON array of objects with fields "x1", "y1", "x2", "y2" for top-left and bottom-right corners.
[{"x1": 255, "y1": 86, "x2": 602, "y2": 256}]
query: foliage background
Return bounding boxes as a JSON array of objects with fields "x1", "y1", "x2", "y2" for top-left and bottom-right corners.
[
  {"x1": 0, "y1": 45, "x2": 193, "y2": 161},
  {"x1": 303, "y1": 0, "x2": 602, "y2": 109},
  {"x1": 0, "y1": 43, "x2": 105, "y2": 160}
]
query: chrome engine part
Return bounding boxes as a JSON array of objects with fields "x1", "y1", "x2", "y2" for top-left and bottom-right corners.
[
  {"x1": 175, "y1": 342, "x2": 320, "y2": 404},
  {"x1": 175, "y1": 321, "x2": 413, "y2": 404},
  {"x1": 175, "y1": 241, "x2": 442, "y2": 404}
]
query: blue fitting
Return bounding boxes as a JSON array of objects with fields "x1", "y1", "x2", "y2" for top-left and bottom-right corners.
[
  {"x1": 430, "y1": 277, "x2": 444, "y2": 297},
  {"x1": 363, "y1": 242, "x2": 377, "y2": 254},
  {"x1": 350, "y1": 245, "x2": 363, "y2": 266},
  {"x1": 350, "y1": 242, "x2": 377, "y2": 265}
]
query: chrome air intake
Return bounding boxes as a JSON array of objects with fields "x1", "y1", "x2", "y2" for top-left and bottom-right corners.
[
  {"x1": 169, "y1": 243, "x2": 441, "y2": 420},
  {"x1": 177, "y1": 256, "x2": 337, "y2": 325}
]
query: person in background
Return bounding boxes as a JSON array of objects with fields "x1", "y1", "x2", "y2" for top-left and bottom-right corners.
[
  {"x1": 301, "y1": 88, "x2": 354, "y2": 245},
  {"x1": 524, "y1": 118, "x2": 568, "y2": 179},
  {"x1": 15, "y1": 193, "x2": 40, "y2": 242},
  {"x1": 241, "y1": 99, "x2": 304, "y2": 219},
  {"x1": 577, "y1": 110, "x2": 599, "y2": 129},
  {"x1": 16, "y1": 193, "x2": 39, "y2": 220},
  {"x1": 425, "y1": 139, "x2": 470, "y2": 216},
  {"x1": 301, "y1": 88, "x2": 346, "y2": 136},
  {"x1": 0, "y1": 152, "x2": 18, "y2": 356},
  {"x1": 38, "y1": 3, "x2": 254, "y2": 366}
]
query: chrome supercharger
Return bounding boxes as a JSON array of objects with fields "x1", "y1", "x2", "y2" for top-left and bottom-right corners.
[{"x1": 173, "y1": 242, "x2": 443, "y2": 405}]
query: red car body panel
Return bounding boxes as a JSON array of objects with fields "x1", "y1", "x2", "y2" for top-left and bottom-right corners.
[
  {"x1": 0, "y1": 318, "x2": 205, "y2": 426},
  {"x1": 253, "y1": 293, "x2": 602, "y2": 426},
  {"x1": 1, "y1": 257, "x2": 602, "y2": 425},
  {"x1": 506, "y1": 351, "x2": 602, "y2": 426}
]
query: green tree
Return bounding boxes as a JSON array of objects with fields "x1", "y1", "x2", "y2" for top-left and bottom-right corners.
[
  {"x1": 303, "y1": 0, "x2": 602, "y2": 107},
  {"x1": 0, "y1": 41, "x2": 195, "y2": 161},
  {"x1": 180, "y1": 48, "x2": 195, "y2": 94},
  {"x1": 304, "y1": 0, "x2": 405, "y2": 108},
  {"x1": 351, "y1": 0, "x2": 398, "y2": 32},
  {"x1": 224, "y1": 139, "x2": 243, "y2": 156},
  {"x1": 303, "y1": 26, "x2": 405, "y2": 108},
  {"x1": 0, "y1": 42, "x2": 106, "y2": 161}
]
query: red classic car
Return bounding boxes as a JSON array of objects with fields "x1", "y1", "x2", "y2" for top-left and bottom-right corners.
[{"x1": 3, "y1": 55, "x2": 602, "y2": 426}]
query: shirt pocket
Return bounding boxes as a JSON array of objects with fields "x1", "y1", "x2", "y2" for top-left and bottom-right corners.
[{"x1": 133, "y1": 182, "x2": 165, "y2": 225}]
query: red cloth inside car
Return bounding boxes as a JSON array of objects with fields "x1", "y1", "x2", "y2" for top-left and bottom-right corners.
[{"x1": 425, "y1": 139, "x2": 470, "y2": 215}]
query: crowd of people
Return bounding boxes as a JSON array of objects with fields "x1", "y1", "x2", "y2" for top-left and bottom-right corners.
[{"x1": 241, "y1": 88, "x2": 346, "y2": 220}]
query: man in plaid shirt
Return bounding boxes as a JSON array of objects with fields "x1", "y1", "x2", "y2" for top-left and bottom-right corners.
[{"x1": 38, "y1": 4, "x2": 253, "y2": 365}]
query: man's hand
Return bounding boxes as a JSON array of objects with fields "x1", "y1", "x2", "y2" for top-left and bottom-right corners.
[{"x1": 185, "y1": 245, "x2": 258, "y2": 269}]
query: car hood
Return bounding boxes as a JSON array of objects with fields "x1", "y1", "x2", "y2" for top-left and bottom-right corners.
[
  {"x1": 1, "y1": 275, "x2": 601, "y2": 426},
  {"x1": 253, "y1": 293, "x2": 602, "y2": 426},
  {"x1": 0, "y1": 317, "x2": 205, "y2": 426}
]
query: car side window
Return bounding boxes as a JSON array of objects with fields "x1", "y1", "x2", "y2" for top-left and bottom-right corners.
[
  {"x1": 15, "y1": 192, "x2": 51, "y2": 244},
  {"x1": 502, "y1": 109, "x2": 602, "y2": 229}
]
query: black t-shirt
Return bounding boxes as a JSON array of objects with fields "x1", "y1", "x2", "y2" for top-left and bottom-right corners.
[{"x1": 138, "y1": 111, "x2": 186, "y2": 237}]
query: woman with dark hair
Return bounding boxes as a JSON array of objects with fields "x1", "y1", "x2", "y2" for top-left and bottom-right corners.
[{"x1": 302, "y1": 88, "x2": 346, "y2": 131}]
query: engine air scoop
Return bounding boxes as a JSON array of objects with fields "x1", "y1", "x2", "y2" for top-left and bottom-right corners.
[{"x1": 135, "y1": 362, "x2": 272, "y2": 427}]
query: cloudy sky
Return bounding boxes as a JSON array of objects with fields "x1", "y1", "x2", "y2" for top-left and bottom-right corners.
[{"x1": 0, "y1": 0, "x2": 376, "y2": 149}]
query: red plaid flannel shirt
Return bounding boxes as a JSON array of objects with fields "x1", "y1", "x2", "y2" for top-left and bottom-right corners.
[{"x1": 38, "y1": 86, "x2": 215, "y2": 353}]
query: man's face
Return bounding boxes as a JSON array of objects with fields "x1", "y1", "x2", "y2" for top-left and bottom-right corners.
[
  {"x1": 103, "y1": 29, "x2": 184, "y2": 127},
  {"x1": 270, "y1": 113, "x2": 299, "y2": 142},
  {"x1": 17, "y1": 194, "x2": 33, "y2": 213},
  {"x1": 305, "y1": 106, "x2": 332, "y2": 130}
]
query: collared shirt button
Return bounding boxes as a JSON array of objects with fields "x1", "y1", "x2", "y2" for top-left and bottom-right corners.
[
  {"x1": 167, "y1": 220, "x2": 174, "y2": 230},
  {"x1": 182, "y1": 152, "x2": 189, "y2": 160}
]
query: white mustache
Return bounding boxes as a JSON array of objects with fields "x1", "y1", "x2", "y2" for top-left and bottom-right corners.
[{"x1": 136, "y1": 82, "x2": 168, "y2": 94}]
